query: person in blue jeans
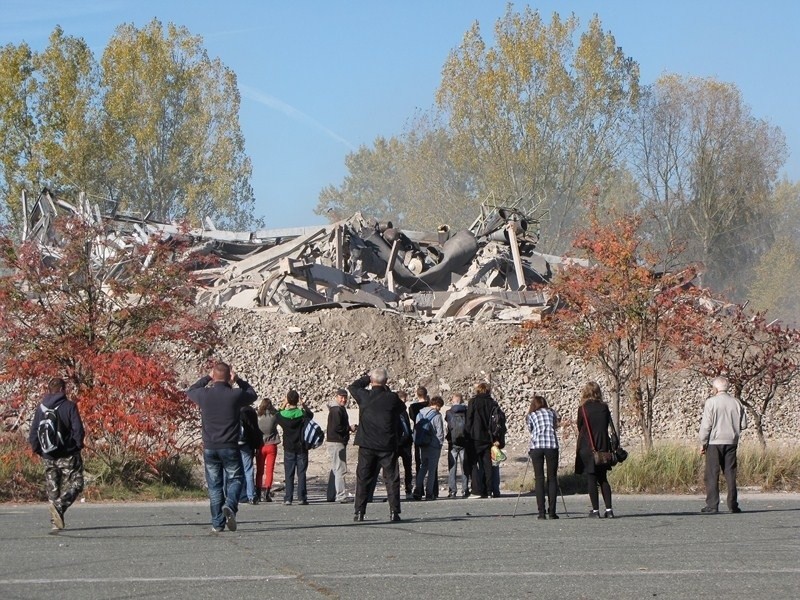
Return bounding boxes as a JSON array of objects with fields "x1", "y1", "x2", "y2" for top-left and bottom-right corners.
[
  {"x1": 275, "y1": 390, "x2": 313, "y2": 505},
  {"x1": 445, "y1": 393, "x2": 469, "y2": 498},
  {"x1": 413, "y1": 396, "x2": 445, "y2": 500},
  {"x1": 187, "y1": 362, "x2": 258, "y2": 533},
  {"x1": 236, "y1": 403, "x2": 263, "y2": 504}
]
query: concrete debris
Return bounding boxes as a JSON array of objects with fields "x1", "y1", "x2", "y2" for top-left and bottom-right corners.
[
  {"x1": 418, "y1": 334, "x2": 443, "y2": 347},
  {"x1": 19, "y1": 189, "x2": 577, "y2": 322}
]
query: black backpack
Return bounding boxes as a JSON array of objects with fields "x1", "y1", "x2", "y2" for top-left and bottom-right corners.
[
  {"x1": 398, "y1": 413, "x2": 412, "y2": 446},
  {"x1": 37, "y1": 403, "x2": 66, "y2": 454},
  {"x1": 413, "y1": 412, "x2": 435, "y2": 447},
  {"x1": 448, "y1": 411, "x2": 467, "y2": 446},
  {"x1": 489, "y1": 403, "x2": 507, "y2": 448}
]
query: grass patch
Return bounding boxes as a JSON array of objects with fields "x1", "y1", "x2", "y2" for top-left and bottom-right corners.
[
  {"x1": 507, "y1": 443, "x2": 800, "y2": 495},
  {"x1": 0, "y1": 432, "x2": 207, "y2": 503},
  {"x1": 82, "y1": 455, "x2": 206, "y2": 501}
]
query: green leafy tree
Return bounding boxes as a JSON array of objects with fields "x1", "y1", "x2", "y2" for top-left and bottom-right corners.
[
  {"x1": 317, "y1": 136, "x2": 408, "y2": 224},
  {"x1": 0, "y1": 41, "x2": 38, "y2": 222},
  {"x1": 748, "y1": 180, "x2": 800, "y2": 324},
  {"x1": 318, "y1": 9, "x2": 639, "y2": 241},
  {"x1": 630, "y1": 75, "x2": 787, "y2": 294},
  {"x1": 316, "y1": 120, "x2": 476, "y2": 230},
  {"x1": 0, "y1": 21, "x2": 256, "y2": 230},
  {"x1": 437, "y1": 8, "x2": 640, "y2": 251},
  {"x1": 100, "y1": 20, "x2": 255, "y2": 228}
]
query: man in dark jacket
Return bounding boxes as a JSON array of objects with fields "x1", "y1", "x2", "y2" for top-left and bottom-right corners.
[
  {"x1": 349, "y1": 367, "x2": 406, "y2": 522},
  {"x1": 187, "y1": 362, "x2": 258, "y2": 533},
  {"x1": 326, "y1": 388, "x2": 354, "y2": 503},
  {"x1": 275, "y1": 389, "x2": 314, "y2": 505},
  {"x1": 465, "y1": 382, "x2": 497, "y2": 498},
  {"x1": 408, "y1": 386, "x2": 429, "y2": 476},
  {"x1": 29, "y1": 377, "x2": 85, "y2": 531},
  {"x1": 397, "y1": 390, "x2": 414, "y2": 499},
  {"x1": 238, "y1": 403, "x2": 263, "y2": 504},
  {"x1": 445, "y1": 393, "x2": 470, "y2": 498}
]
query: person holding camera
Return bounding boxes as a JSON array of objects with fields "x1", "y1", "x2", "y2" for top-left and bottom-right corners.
[
  {"x1": 526, "y1": 395, "x2": 560, "y2": 519},
  {"x1": 348, "y1": 367, "x2": 406, "y2": 522},
  {"x1": 186, "y1": 362, "x2": 257, "y2": 533},
  {"x1": 275, "y1": 389, "x2": 313, "y2": 505}
]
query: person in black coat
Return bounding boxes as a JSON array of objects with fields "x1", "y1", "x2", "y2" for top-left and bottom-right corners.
[
  {"x1": 465, "y1": 381, "x2": 498, "y2": 498},
  {"x1": 575, "y1": 381, "x2": 615, "y2": 518},
  {"x1": 238, "y1": 403, "x2": 263, "y2": 504},
  {"x1": 348, "y1": 367, "x2": 406, "y2": 522}
]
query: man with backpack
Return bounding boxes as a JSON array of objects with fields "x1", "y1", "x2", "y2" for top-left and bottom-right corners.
[
  {"x1": 275, "y1": 389, "x2": 314, "y2": 506},
  {"x1": 238, "y1": 402, "x2": 263, "y2": 504},
  {"x1": 445, "y1": 393, "x2": 470, "y2": 498},
  {"x1": 413, "y1": 396, "x2": 445, "y2": 500},
  {"x1": 29, "y1": 377, "x2": 85, "y2": 531}
]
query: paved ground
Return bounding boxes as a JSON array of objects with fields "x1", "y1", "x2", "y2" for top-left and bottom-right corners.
[{"x1": 1, "y1": 492, "x2": 798, "y2": 600}]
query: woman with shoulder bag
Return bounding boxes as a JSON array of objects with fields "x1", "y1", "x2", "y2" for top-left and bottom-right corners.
[
  {"x1": 526, "y1": 395, "x2": 560, "y2": 520},
  {"x1": 575, "y1": 381, "x2": 615, "y2": 518}
]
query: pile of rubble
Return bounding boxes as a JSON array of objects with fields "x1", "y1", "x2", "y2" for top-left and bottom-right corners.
[
  {"x1": 176, "y1": 307, "x2": 800, "y2": 447},
  {"x1": 22, "y1": 189, "x2": 587, "y2": 321}
]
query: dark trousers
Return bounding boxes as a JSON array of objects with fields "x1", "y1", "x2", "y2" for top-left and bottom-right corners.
[
  {"x1": 399, "y1": 443, "x2": 413, "y2": 494},
  {"x1": 586, "y1": 469, "x2": 612, "y2": 511},
  {"x1": 355, "y1": 447, "x2": 401, "y2": 516},
  {"x1": 470, "y1": 445, "x2": 493, "y2": 497},
  {"x1": 529, "y1": 448, "x2": 559, "y2": 515},
  {"x1": 705, "y1": 444, "x2": 739, "y2": 510},
  {"x1": 283, "y1": 451, "x2": 308, "y2": 503}
]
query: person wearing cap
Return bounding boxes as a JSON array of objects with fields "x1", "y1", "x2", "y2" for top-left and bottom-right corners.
[{"x1": 326, "y1": 388, "x2": 355, "y2": 503}]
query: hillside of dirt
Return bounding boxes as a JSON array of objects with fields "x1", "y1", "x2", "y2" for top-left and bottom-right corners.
[{"x1": 174, "y1": 307, "x2": 799, "y2": 448}]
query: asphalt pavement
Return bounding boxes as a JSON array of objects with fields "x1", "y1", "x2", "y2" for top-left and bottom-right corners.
[{"x1": 1, "y1": 491, "x2": 798, "y2": 600}]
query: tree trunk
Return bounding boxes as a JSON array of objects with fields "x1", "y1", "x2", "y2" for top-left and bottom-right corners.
[{"x1": 753, "y1": 413, "x2": 766, "y2": 452}]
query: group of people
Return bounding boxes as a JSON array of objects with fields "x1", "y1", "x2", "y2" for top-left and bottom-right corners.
[
  {"x1": 525, "y1": 377, "x2": 747, "y2": 519},
  {"x1": 28, "y1": 364, "x2": 748, "y2": 532}
]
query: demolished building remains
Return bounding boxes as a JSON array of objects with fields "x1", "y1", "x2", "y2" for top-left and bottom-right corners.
[{"x1": 19, "y1": 189, "x2": 588, "y2": 321}]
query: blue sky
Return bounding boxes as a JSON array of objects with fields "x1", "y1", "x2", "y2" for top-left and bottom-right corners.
[{"x1": 2, "y1": 1, "x2": 799, "y2": 229}]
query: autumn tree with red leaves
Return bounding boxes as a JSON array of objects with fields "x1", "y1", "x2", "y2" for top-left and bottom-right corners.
[
  {"x1": 676, "y1": 303, "x2": 800, "y2": 450},
  {"x1": 532, "y1": 211, "x2": 703, "y2": 450},
  {"x1": 0, "y1": 214, "x2": 218, "y2": 482}
]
